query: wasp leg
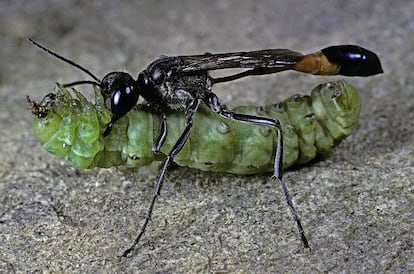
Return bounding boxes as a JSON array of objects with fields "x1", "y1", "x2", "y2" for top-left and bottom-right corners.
[
  {"x1": 122, "y1": 99, "x2": 200, "y2": 257},
  {"x1": 209, "y1": 92, "x2": 309, "y2": 248},
  {"x1": 152, "y1": 112, "x2": 168, "y2": 153}
]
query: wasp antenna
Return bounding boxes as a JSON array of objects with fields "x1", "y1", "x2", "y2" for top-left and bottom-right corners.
[
  {"x1": 62, "y1": 80, "x2": 101, "y2": 88},
  {"x1": 27, "y1": 38, "x2": 101, "y2": 84}
]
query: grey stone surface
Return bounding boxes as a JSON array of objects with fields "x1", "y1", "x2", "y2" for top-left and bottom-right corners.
[{"x1": 0, "y1": 0, "x2": 412, "y2": 272}]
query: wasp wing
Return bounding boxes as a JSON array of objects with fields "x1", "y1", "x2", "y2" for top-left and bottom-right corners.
[{"x1": 175, "y1": 49, "x2": 304, "y2": 72}]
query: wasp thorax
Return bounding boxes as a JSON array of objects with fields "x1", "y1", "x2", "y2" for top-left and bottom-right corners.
[{"x1": 149, "y1": 66, "x2": 166, "y2": 85}]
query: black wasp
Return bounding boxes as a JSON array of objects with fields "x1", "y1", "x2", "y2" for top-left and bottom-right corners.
[{"x1": 28, "y1": 38, "x2": 382, "y2": 257}]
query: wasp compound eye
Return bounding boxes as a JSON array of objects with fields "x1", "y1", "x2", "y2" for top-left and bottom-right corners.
[
  {"x1": 101, "y1": 72, "x2": 139, "y2": 136},
  {"x1": 101, "y1": 72, "x2": 139, "y2": 114}
]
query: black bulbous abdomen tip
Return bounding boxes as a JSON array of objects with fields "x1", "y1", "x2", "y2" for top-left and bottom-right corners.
[{"x1": 322, "y1": 45, "x2": 383, "y2": 76}]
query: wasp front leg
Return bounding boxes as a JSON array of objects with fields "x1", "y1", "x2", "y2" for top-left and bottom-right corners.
[
  {"x1": 122, "y1": 99, "x2": 200, "y2": 257},
  {"x1": 152, "y1": 112, "x2": 168, "y2": 153}
]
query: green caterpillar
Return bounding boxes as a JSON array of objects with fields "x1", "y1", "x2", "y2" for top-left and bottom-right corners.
[{"x1": 29, "y1": 79, "x2": 360, "y2": 174}]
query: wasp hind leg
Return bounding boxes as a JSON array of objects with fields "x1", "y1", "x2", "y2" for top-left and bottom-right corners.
[{"x1": 206, "y1": 92, "x2": 309, "y2": 248}]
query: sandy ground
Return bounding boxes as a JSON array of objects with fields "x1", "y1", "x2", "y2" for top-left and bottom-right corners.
[{"x1": 0, "y1": 0, "x2": 412, "y2": 272}]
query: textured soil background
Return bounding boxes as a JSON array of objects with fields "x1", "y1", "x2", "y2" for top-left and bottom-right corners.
[{"x1": 0, "y1": 0, "x2": 412, "y2": 273}]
